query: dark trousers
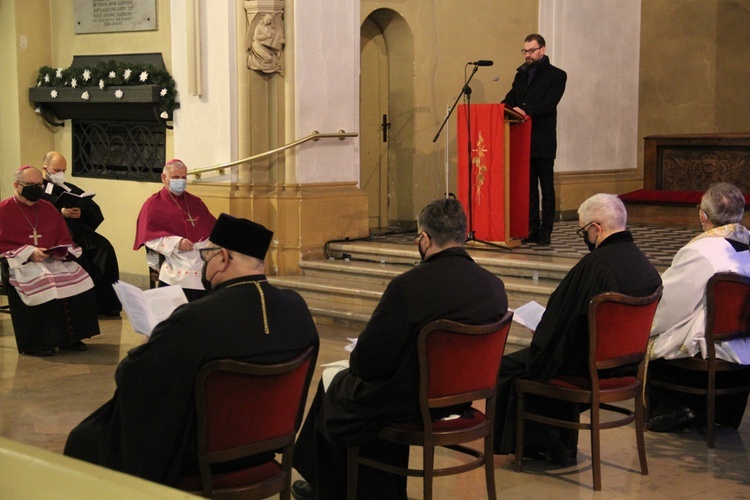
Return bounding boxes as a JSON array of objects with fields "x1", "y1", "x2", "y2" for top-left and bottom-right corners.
[
  {"x1": 529, "y1": 157, "x2": 556, "y2": 236},
  {"x1": 493, "y1": 348, "x2": 578, "y2": 455},
  {"x1": 293, "y1": 383, "x2": 409, "y2": 500},
  {"x1": 647, "y1": 359, "x2": 750, "y2": 429}
]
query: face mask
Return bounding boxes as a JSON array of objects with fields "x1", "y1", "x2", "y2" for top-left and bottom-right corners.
[
  {"x1": 200, "y1": 252, "x2": 222, "y2": 292},
  {"x1": 47, "y1": 171, "x2": 65, "y2": 186},
  {"x1": 21, "y1": 184, "x2": 44, "y2": 202},
  {"x1": 582, "y1": 229, "x2": 597, "y2": 252},
  {"x1": 169, "y1": 178, "x2": 187, "y2": 195}
]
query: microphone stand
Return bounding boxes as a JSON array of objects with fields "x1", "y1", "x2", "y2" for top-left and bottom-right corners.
[{"x1": 434, "y1": 64, "x2": 510, "y2": 251}]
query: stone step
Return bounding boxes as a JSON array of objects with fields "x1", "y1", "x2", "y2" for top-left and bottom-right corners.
[{"x1": 270, "y1": 240, "x2": 569, "y2": 348}]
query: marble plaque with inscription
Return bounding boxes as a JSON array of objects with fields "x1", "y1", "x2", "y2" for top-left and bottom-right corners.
[{"x1": 74, "y1": 0, "x2": 157, "y2": 34}]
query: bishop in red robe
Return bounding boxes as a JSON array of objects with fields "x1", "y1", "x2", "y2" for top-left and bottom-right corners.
[
  {"x1": 0, "y1": 166, "x2": 100, "y2": 356},
  {"x1": 133, "y1": 159, "x2": 216, "y2": 301}
]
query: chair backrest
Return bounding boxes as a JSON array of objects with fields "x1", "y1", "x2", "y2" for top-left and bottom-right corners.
[
  {"x1": 417, "y1": 311, "x2": 514, "y2": 419},
  {"x1": 588, "y1": 286, "x2": 663, "y2": 376},
  {"x1": 706, "y1": 272, "x2": 750, "y2": 351},
  {"x1": 194, "y1": 345, "x2": 318, "y2": 477}
]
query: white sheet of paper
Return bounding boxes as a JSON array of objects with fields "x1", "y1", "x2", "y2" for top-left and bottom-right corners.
[
  {"x1": 511, "y1": 300, "x2": 546, "y2": 332},
  {"x1": 112, "y1": 281, "x2": 187, "y2": 336},
  {"x1": 344, "y1": 337, "x2": 358, "y2": 352},
  {"x1": 321, "y1": 360, "x2": 350, "y2": 391}
]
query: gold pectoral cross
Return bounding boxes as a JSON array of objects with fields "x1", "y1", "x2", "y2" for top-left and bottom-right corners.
[
  {"x1": 186, "y1": 216, "x2": 196, "y2": 226},
  {"x1": 29, "y1": 229, "x2": 42, "y2": 245}
]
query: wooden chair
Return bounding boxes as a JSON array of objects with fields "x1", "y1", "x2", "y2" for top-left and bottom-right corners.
[
  {"x1": 649, "y1": 272, "x2": 750, "y2": 448},
  {"x1": 514, "y1": 287, "x2": 663, "y2": 491},
  {"x1": 347, "y1": 312, "x2": 514, "y2": 500},
  {"x1": 177, "y1": 345, "x2": 318, "y2": 499}
]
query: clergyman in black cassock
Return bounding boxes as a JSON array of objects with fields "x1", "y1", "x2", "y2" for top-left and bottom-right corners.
[
  {"x1": 41, "y1": 151, "x2": 122, "y2": 316},
  {"x1": 64, "y1": 214, "x2": 319, "y2": 486},
  {"x1": 292, "y1": 199, "x2": 508, "y2": 500},
  {"x1": 493, "y1": 194, "x2": 662, "y2": 462}
]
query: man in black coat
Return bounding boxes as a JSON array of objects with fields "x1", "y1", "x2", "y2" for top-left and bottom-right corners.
[
  {"x1": 292, "y1": 198, "x2": 508, "y2": 500},
  {"x1": 64, "y1": 214, "x2": 319, "y2": 486},
  {"x1": 493, "y1": 194, "x2": 662, "y2": 463},
  {"x1": 502, "y1": 33, "x2": 567, "y2": 245}
]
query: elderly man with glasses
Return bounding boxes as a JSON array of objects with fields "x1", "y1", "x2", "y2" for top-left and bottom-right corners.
[
  {"x1": 502, "y1": 33, "x2": 567, "y2": 246},
  {"x1": 493, "y1": 193, "x2": 661, "y2": 464},
  {"x1": 0, "y1": 165, "x2": 100, "y2": 356}
]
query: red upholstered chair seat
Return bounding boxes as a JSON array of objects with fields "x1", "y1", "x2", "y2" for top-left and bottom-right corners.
[
  {"x1": 348, "y1": 313, "x2": 514, "y2": 500},
  {"x1": 648, "y1": 272, "x2": 750, "y2": 448},
  {"x1": 177, "y1": 345, "x2": 318, "y2": 500},
  {"x1": 514, "y1": 287, "x2": 663, "y2": 492}
]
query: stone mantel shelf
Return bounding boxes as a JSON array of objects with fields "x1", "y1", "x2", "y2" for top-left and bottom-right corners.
[{"x1": 29, "y1": 85, "x2": 168, "y2": 123}]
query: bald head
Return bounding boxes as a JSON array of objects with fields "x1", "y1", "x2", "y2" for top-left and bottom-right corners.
[{"x1": 42, "y1": 151, "x2": 68, "y2": 181}]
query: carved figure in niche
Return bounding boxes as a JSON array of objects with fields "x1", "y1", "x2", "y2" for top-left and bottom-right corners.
[{"x1": 247, "y1": 13, "x2": 284, "y2": 74}]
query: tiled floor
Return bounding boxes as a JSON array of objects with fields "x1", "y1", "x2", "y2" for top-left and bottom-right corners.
[
  {"x1": 1, "y1": 306, "x2": 749, "y2": 498},
  {"x1": 369, "y1": 220, "x2": 698, "y2": 267}
]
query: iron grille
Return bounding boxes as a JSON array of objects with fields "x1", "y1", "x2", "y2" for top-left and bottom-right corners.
[{"x1": 72, "y1": 120, "x2": 166, "y2": 182}]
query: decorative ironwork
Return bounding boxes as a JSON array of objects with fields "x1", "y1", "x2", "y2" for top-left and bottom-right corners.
[{"x1": 72, "y1": 120, "x2": 166, "y2": 182}]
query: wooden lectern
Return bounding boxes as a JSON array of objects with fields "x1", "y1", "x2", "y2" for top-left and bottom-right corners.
[{"x1": 456, "y1": 103, "x2": 531, "y2": 247}]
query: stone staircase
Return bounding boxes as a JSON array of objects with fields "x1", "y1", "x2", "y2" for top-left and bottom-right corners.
[{"x1": 268, "y1": 240, "x2": 578, "y2": 348}]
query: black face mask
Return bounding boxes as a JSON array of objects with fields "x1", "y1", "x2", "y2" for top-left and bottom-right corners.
[
  {"x1": 21, "y1": 184, "x2": 44, "y2": 202},
  {"x1": 200, "y1": 252, "x2": 222, "y2": 292},
  {"x1": 582, "y1": 230, "x2": 596, "y2": 252}
]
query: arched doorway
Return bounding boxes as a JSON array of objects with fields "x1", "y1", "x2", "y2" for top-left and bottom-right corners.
[{"x1": 360, "y1": 10, "x2": 414, "y2": 229}]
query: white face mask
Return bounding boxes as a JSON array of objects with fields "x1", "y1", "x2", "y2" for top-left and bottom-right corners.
[
  {"x1": 48, "y1": 171, "x2": 65, "y2": 186},
  {"x1": 169, "y1": 178, "x2": 187, "y2": 195}
]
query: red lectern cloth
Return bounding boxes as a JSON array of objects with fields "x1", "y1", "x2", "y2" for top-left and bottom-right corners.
[{"x1": 457, "y1": 103, "x2": 531, "y2": 242}]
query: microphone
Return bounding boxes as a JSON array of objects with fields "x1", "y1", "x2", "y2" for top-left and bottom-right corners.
[{"x1": 469, "y1": 60, "x2": 494, "y2": 67}]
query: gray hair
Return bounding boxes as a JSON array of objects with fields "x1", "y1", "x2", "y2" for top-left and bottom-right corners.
[
  {"x1": 417, "y1": 198, "x2": 467, "y2": 247},
  {"x1": 577, "y1": 193, "x2": 627, "y2": 231},
  {"x1": 700, "y1": 182, "x2": 745, "y2": 226}
]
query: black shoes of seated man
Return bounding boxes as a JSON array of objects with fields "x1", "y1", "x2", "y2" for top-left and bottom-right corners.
[
  {"x1": 646, "y1": 406, "x2": 701, "y2": 433},
  {"x1": 524, "y1": 440, "x2": 577, "y2": 466},
  {"x1": 291, "y1": 480, "x2": 316, "y2": 500}
]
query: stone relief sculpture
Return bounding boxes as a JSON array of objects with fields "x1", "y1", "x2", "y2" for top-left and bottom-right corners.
[{"x1": 247, "y1": 13, "x2": 284, "y2": 74}]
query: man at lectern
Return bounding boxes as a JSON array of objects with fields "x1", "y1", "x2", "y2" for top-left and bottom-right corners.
[{"x1": 502, "y1": 33, "x2": 566, "y2": 245}]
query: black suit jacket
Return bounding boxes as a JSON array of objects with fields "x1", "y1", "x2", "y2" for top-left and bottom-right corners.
[{"x1": 502, "y1": 55, "x2": 567, "y2": 159}]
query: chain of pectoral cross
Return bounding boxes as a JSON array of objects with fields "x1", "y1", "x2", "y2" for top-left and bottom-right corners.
[
  {"x1": 167, "y1": 191, "x2": 196, "y2": 227},
  {"x1": 13, "y1": 197, "x2": 43, "y2": 245}
]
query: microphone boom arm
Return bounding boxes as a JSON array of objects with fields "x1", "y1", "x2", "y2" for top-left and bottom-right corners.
[{"x1": 433, "y1": 65, "x2": 480, "y2": 143}]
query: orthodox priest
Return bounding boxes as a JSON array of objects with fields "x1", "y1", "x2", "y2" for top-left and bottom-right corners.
[
  {"x1": 0, "y1": 166, "x2": 100, "y2": 356},
  {"x1": 493, "y1": 193, "x2": 662, "y2": 463},
  {"x1": 65, "y1": 213, "x2": 319, "y2": 486},
  {"x1": 133, "y1": 158, "x2": 216, "y2": 301},
  {"x1": 41, "y1": 151, "x2": 122, "y2": 316}
]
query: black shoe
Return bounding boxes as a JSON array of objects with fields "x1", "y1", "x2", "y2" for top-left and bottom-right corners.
[
  {"x1": 537, "y1": 233, "x2": 551, "y2": 245},
  {"x1": 291, "y1": 480, "x2": 316, "y2": 500},
  {"x1": 647, "y1": 406, "x2": 699, "y2": 432},
  {"x1": 522, "y1": 232, "x2": 540, "y2": 244},
  {"x1": 60, "y1": 341, "x2": 88, "y2": 352},
  {"x1": 523, "y1": 440, "x2": 576, "y2": 466},
  {"x1": 21, "y1": 349, "x2": 55, "y2": 357}
]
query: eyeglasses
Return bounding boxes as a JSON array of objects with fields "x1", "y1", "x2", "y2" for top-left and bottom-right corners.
[
  {"x1": 575, "y1": 222, "x2": 598, "y2": 238},
  {"x1": 199, "y1": 247, "x2": 223, "y2": 262},
  {"x1": 521, "y1": 47, "x2": 542, "y2": 55},
  {"x1": 18, "y1": 181, "x2": 44, "y2": 188}
]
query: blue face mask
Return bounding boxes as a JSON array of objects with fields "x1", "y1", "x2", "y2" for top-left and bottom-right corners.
[{"x1": 169, "y1": 178, "x2": 187, "y2": 195}]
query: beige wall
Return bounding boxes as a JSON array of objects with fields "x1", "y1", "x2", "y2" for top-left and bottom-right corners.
[
  {"x1": 639, "y1": 0, "x2": 750, "y2": 164},
  {"x1": 0, "y1": 1, "x2": 176, "y2": 282},
  {"x1": 360, "y1": 0, "x2": 538, "y2": 221}
]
